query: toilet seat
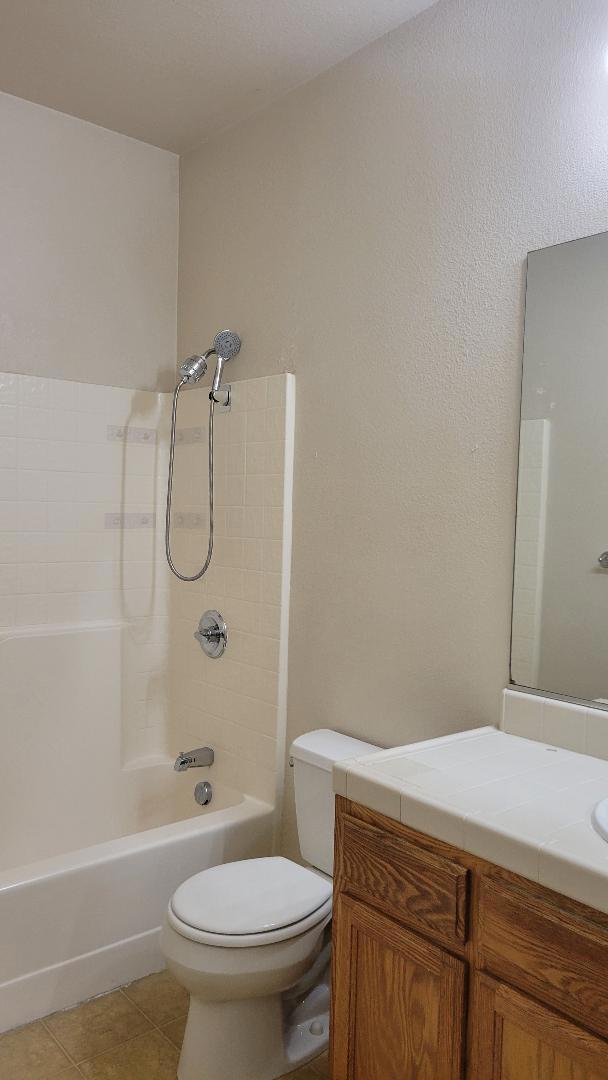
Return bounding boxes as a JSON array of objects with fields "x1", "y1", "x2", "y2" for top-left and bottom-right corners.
[{"x1": 168, "y1": 856, "x2": 333, "y2": 948}]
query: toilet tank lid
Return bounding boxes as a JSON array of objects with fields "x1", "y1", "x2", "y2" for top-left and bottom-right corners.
[{"x1": 290, "y1": 728, "x2": 379, "y2": 771}]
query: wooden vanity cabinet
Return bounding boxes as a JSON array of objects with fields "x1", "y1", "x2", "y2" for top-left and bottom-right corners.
[
  {"x1": 331, "y1": 797, "x2": 608, "y2": 1080},
  {"x1": 332, "y1": 894, "x2": 466, "y2": 1080}
]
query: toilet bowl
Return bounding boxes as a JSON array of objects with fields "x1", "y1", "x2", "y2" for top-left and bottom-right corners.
[
  {"x1": 162, "y1": 729, "x2": 379, "y2": 1080},
  {"x1": 161, "y1": 857, "x2": 332, "y2": 1080}
]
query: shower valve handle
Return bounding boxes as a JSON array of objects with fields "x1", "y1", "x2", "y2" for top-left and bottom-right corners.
[{"x1": 194, "y1": 609, "x2": 228, "y2": 658}]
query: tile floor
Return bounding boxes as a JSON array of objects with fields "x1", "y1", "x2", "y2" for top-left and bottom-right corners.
[{"x1": 0, "y1": 969, "x2": 330, "y2": 1079}]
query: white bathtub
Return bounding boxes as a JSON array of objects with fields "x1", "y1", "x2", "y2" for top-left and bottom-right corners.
[{"x1": 0, "y1": 787, "x2": 274, "y2": 1032}]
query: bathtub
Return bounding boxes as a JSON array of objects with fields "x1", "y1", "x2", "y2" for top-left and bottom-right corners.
[{"x1": 0, "y1": 784, "x2": 274, "y2": 1032}]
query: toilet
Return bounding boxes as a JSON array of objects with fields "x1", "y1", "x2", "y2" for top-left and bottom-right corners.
[{"x1": 161, "y1": 729, "x2": 377, "y2": 1080}]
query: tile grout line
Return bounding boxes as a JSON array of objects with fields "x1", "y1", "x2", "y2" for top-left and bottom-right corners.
[
  {"x1": 39, "y1": 1018, "x2": 86, "y2": 1076},
  {"x1": 63, "y1": 1026, "x2": 161, "y2": 1072},
  {"x1": 38, "y1": 985, "x2": 182, "y2": 1074},
  {"x1": 118, "y1": 986, "x2": 187, "y2": 1052}
]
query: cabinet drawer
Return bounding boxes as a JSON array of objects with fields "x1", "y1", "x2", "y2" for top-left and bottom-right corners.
[
  {"x1": 338, "y1": 812, "x2": 469, "y2": 945},
  {"x1": 479, "y1": 877, "x2": 608, "y2": 1040}
]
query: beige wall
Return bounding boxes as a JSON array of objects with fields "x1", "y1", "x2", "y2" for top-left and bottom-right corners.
[
  {"x1": 178, "y1": 0, "x2": 608, "y2": 856},
  {"x1": 0, "y1": 92, "x2": 178, "y2": 391}
]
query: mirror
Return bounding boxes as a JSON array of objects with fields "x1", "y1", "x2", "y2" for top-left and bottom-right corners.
[{"x1": 511, "y1": 229, "x2": 608, "y2": 702}]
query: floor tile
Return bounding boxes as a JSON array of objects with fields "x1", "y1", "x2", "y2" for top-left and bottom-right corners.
[
  {"x1": 123, "y1": 969, "x2": 189, "y2": 1026},
  {"x1": 312, "y1": 1051, "x2": 330, "y2": 1076},
  {"x1": 0, "y1": 1020, "x2": 74, "y2": 1079},
  {"x1": 159, "y1": 1015, "x2": 187, "y2": 1048},
  {"x1": 44, "y1": 989, "x2": 152, "y2": 1062},
  {"x1": 78, "y1": 1029, "x2": 179, "y2": 1079}
]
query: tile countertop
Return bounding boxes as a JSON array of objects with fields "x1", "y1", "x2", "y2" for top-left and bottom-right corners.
[{"x1": 333, "y1": 727, "x2": 608, "y2": 915}]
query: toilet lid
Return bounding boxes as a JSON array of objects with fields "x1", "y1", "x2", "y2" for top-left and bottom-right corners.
[{"x1": 170, "y1": 857, "x2": 332, "y2": 936}]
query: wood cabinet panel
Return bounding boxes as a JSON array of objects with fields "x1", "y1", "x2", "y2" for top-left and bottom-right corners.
[
  {"x1": 470, "y1": 975, "x2": 608, "y2": 1080},
  {"x1": 332, "y1": 797, "x2": 608, "y2": 1080},
  {"x1": 331, "y1": 894, "x2": 466, "y2": 1080},
  {"x1": 478, "y1": 878, "x2": 608, "y2": 1041},
  {"x1": 337, "y1": 809, "x2": 469, "y2": 945}
]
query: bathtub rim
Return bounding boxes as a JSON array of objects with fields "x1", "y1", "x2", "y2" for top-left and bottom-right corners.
[
  {"x1": 0, "y1": 791, "x2": 275, "y2": 1033},
  {"x1": 0, "y1": 790, "x2": 273, "y2": 893}
]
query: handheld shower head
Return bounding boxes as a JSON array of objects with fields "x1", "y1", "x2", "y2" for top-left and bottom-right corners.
[
  {"x1": 211, "y1": 330, "x2": 242, "y2": 397},
  {"x1": 167, "y1": 326, "x2": 243, "y2": 583},
  {"x1": 213, "y1": 330, "x2": 241, "y2": 360}
]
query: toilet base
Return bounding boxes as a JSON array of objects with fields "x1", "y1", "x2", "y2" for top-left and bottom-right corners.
[{"x1": 178, "y1": 994, "x2": 287, "y2": 1080}]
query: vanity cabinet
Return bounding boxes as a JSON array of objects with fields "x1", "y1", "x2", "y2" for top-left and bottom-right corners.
[
  {"x1": 332, "y1": 894, "x2": 466, "y2": 1080},
  {"x1": 471, "y1": 976, "x2": 608, "y2": 1080},
  {"x1": 331, "y1": 797, "x2": 608, "y2": 1080}
]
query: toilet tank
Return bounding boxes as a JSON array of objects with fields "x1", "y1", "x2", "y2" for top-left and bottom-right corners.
[{"x1": 290, "y1": 729, "x2": 379, "y2": 876}]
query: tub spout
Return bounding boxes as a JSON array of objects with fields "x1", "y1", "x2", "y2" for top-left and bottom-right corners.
[{"x1": 174, "y1": 747, "x2": 214, "y2": 771}]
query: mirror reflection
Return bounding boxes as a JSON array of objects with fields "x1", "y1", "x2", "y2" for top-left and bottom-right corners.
[{"x1": 512, "y1": 229, "x2": 608, "y2": 702}]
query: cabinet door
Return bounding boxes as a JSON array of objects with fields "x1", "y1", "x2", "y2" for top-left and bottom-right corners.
[
  {"x1": 470, "y1": 975, "x2": 608, "y2": 1080},
  {"x1": 331, "y1": 894, "x2": 466, "y2": 1080}
]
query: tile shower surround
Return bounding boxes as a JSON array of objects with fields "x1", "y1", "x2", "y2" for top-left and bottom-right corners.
[
  {"x1": 0, "y1": 370, "x2": 293, "y2": 802},
  {"x1": 168, "y1": 373, "x2": 293, "y2": 807},
  {"x1": 0, "y1": 371, "x2": 171, "y2": 765}
]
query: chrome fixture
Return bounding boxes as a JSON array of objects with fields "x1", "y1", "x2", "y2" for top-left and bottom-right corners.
[
  {"x1": 194, "y1": 609, "x2": 228, "y2": 659},
  {"x1": 194, "y1": 781, "x2": 213, "y2": 806},
  {"x1": 598, "y1": 552, "x2": 608, "y2": 569},
  {"x1": 174, "y1": 746, "x2": 215, "y2": 772},
  {"x1": 210, "y1": 330, "x2": 241, "y2": 405},
  {"x1": 165, "y1": 330, "x2": 242, "y2": 582}
]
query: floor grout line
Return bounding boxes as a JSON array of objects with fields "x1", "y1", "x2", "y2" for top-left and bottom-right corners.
[
  {"x1": 39, "y1": 986, "x2": 175, "y2": 1071},
  {"x1": 39, "y1": 1018, "x2": 84, "y2": 1075},
  {"x1": 1, "y1": 974, "x2": 325, "y2": 1079},
  {"x1": 69, "y1": 1027, "x2": 160, "y2": 1070},
  {"x1": 119, "y1": 984, "x2": 188, "y2": 1039}
]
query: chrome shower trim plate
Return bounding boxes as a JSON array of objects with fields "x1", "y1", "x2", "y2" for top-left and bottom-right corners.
[{"x1": 194, "y1": 609, "x2": 228, "y2": 658}]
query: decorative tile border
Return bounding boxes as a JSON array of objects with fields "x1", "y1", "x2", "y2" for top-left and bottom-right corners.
[
  {"x1": 104, "y1": 512, "x2": 156, "y2": 529},
  {"x1": 107, "y1": 425, "x2": 157, "y2": 444},
  {"x1": 175, "y1": 427, "x2": 203, "y2": 445}
]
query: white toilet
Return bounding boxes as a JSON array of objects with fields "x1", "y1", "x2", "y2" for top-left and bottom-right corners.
[{"x1": 161, "y1": 729, "x2": 377, "y2": 1080}]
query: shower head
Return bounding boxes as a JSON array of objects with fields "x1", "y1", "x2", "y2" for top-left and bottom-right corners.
[
  {"x1": 178, "y1": 331, "x2": 241, "y2": 390},
  {"x1": 213, "y1": 330, "x2": 241, "y2": 360},
  {"x1": 211, "y1": 330, "x2": 242, "y2": 398}
]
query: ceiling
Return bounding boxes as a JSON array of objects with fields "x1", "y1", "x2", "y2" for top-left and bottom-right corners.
[{"x1": 0, "y1": 0, "x2": 437, "y2": 153}]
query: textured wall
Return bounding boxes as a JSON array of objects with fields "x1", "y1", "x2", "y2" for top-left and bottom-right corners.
[
  {"x1": 0, "y1": 92, "x2": 178, "y2": 391},
  {"x1": 183, "y1": 0, "x2": 608, "y2": 855}
]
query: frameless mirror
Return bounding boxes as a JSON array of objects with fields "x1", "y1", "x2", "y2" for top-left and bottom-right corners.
[{"x1": 511, "y1": 229, "x2": 608, "y2": 702}]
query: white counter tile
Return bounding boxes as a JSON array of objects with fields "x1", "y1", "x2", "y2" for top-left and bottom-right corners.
[
  {"x1": 334, "y1": 726, "x2": 608, "y2": 915},
  {"x1": 446, "y1": 775, "x2": 558, "y2": 819},
  {"x1": 539, "y1": 822, "x2": 608, "y2": 910},
  {"x1": 345, "y1": 763, "x2": 402, "y2": 820},
  {"x1": 502, "y1": 689, "x2": 544, "y2": 739},
  {"x1": 401, "y1": 793, "x2": 466, "y2": 849},
  {"x1": 463, "y1": 815, "x2": 541, "y2": 881},
  {"x1": 542, "y1": 699, "x2": 587, "y2": 753}
]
